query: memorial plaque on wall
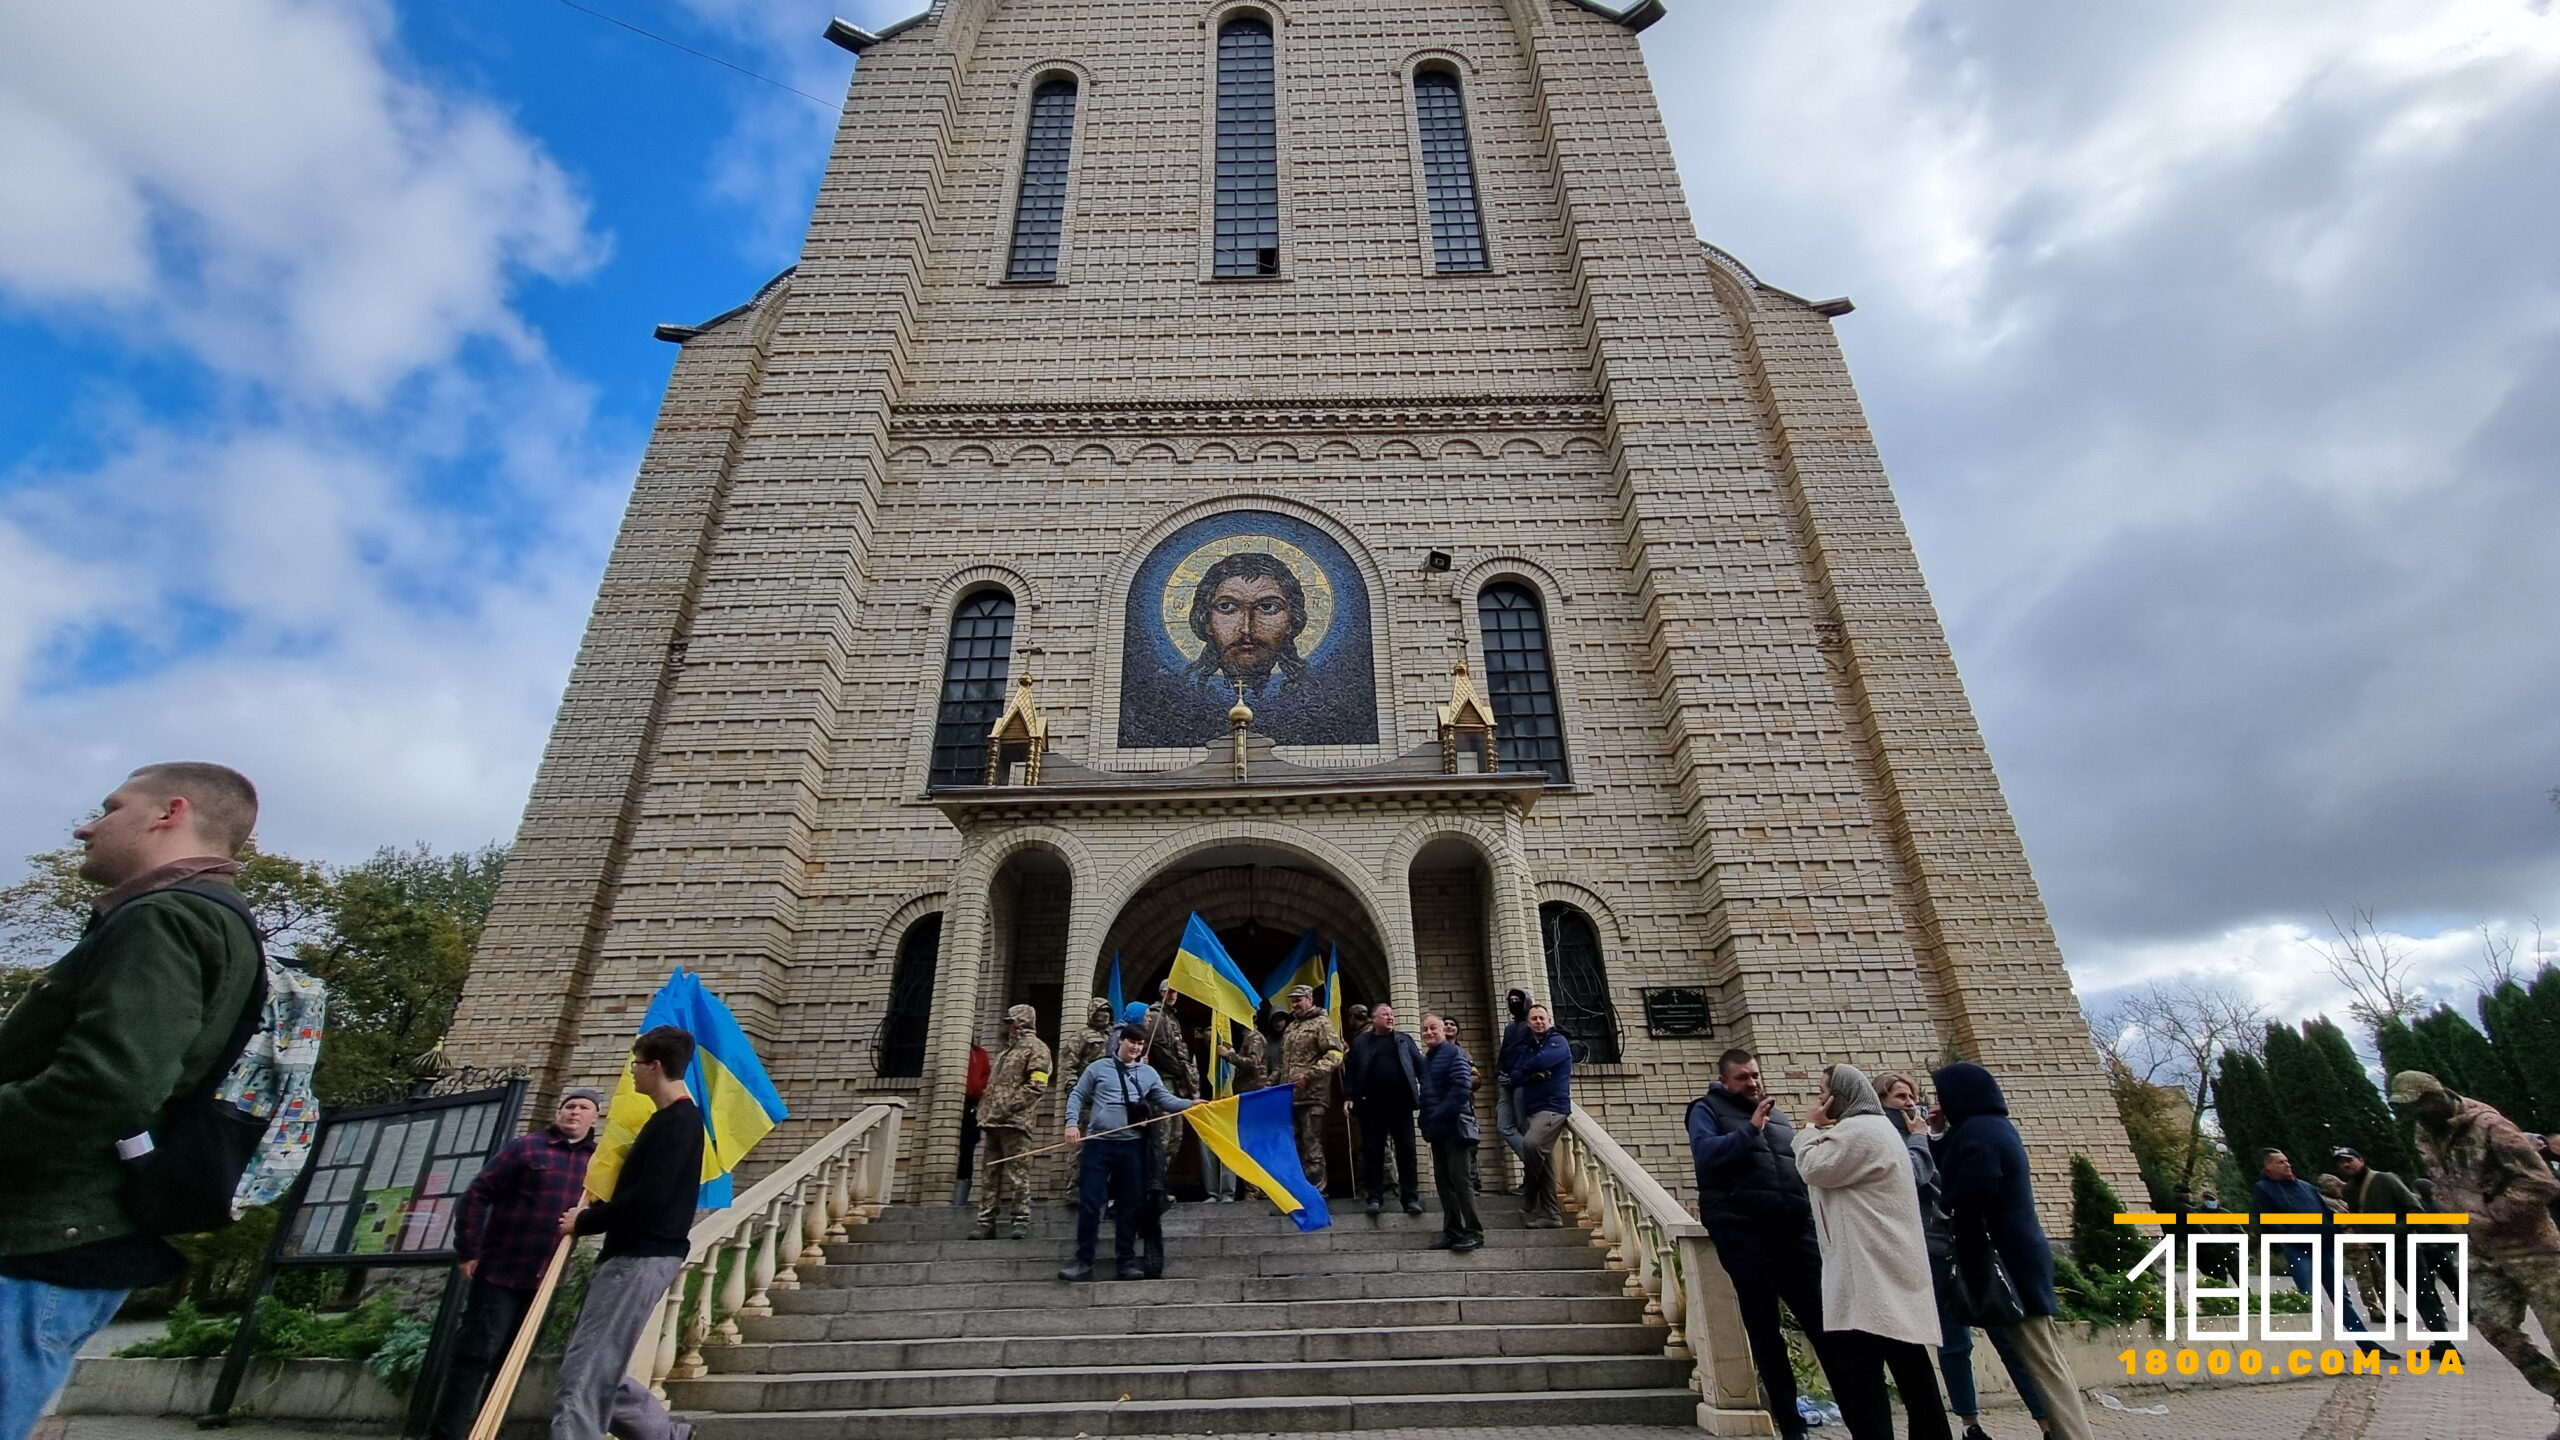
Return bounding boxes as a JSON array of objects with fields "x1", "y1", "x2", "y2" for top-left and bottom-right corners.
[
  {"x1": 1638, "y1": 987, "x2": 1714, "y2": 1038},
  {"x1": 278, "y1": 1085, "x2": 519, "y2": 1264}
]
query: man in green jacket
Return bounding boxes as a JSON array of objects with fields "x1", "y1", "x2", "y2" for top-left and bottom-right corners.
[{"x1": 0, "y1": 763, "x2": 265, "y2": 1440}]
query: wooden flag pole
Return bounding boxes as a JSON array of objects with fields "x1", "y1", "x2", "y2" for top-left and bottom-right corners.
[
  {"x1": 982, "y1": 1108, "x2": 1193, "y2": 1168},
  {"x1": 465, "y1": 1233, "x2": 574, "y2": 1440}
]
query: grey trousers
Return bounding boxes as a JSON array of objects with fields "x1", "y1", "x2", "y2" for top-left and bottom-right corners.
[
  {"x1": 551, "y1": 1253, "x2": 686, "y2": 1440},
  {"x1": 2001, "y1": 1314, "x2": 2091, "y2": 1440}
]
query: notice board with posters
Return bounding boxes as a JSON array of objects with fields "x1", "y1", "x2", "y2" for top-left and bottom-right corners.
[{"x1": 275, "y1": 1082, "x2": 523, "y2": 1265}]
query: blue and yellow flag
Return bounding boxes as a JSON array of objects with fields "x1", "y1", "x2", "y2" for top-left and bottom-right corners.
[
  {"x1": 1326, "y1": 945, "x2": 1342, "y2": 1033},
  {"x1": 587, "y1": 970, "x2": 789, "y2": 1208},
  {"x1": 1108, "y1": 952, "x2": 1125, "y2": 1023},
  {"x1": 1182, "y1": 1084, "x2": 1329, "y2": 1231},
  {"x1": 1257, "y1": 928, "x2": 1324, "y2": 1009},
  {"x1": 1167, "y1": 913, "x2": 1260, "y2": 1029}
]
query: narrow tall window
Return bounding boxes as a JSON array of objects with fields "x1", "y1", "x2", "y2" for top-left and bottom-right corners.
[
  {"x1": 1539, "y1": 903, "x2": 1622, "y2": 1064},
  {"x1": 1214, "y1": 17, "x2": 1280, "y2": 276},
  {"x1": 929, "y1": 591, "x2": 1015, "y2": 789},
  {"x1": 875, "y1": 915, "x2": 942, "y2": 1078},
  {"x1": 1006, "y1": 78, "x2": 1078, "y2": 281},
  {"x1": 1477, "y1": 582, "x2": 1569, "y2": 783},
  {"x1": 1413, "y1": 70, "x2": 1486, "y2": 271}
]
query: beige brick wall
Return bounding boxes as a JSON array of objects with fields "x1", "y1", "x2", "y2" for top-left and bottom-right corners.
[{"x1": 448, "y1": 0, "x2": 2140, "y2": 1219}]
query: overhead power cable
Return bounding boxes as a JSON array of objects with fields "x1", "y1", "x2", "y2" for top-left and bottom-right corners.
[{"x1": 552, "y1": 0, "x2": 837, "y2": 109}]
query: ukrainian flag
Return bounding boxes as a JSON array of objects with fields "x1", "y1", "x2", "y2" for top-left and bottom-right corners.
[
  {"x1": 1167, "y1": 912, "x2": 1260, "y2": 1029},
  {"x1": 586, "y1": 970, "x2": 789, "y2": 1208},
  {"x1": 1108, "y1": 952, "x2": 1125, "y2": 1022},
  {"x1": 1326, "y1": 946, "x2": 1342, "y2": 1033},
  {"x1": 1182, "y1": 1084, "x2": 1330, "y2": 1232},
  {"x1": 1257, "y1": 928, "x2": 1324, "y2": 1010}
]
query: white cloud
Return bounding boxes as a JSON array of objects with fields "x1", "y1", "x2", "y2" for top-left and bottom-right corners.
[{"x1": 0, "y1": 0, "x2": 603, "y2": 403}]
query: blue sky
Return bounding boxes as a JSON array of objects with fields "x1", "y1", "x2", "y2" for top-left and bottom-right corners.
[{"x1": 4, "y1": 1, "x2": 2556, "y2": 1028}]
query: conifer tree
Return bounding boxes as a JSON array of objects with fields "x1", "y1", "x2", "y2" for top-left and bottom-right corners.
[
  {"x1": 2069, "y1": 1153, "x2": 2150, "y2": 1275},
  {"x1": 2480, "y1": 966, "x2": 2560, "y2": 1131},
  {"x1": 2214, "y1": 1047, "x2": 2284, "y2": 1184},
  {"x1": 2259, "y1": 1022, "x2": 2334, "y2": 1176},
  {"x1": 2303, "y1": 1016, "x2": 2414, "y2": 1174},
  {"x1": 2413, "y1": 1004, "x2": 2535, "y2": 1124}
]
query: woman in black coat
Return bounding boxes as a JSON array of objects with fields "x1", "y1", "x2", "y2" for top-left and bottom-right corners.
[{"x1": 1927, "y1": 1063, "x2": 2092, "y2": 1440}]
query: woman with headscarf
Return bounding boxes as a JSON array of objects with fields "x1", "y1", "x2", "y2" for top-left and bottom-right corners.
[{"x1": 1795, "y1": 1062, "x2": 1952, "y2": 1440}]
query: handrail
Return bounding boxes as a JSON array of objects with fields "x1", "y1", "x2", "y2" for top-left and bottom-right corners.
[
  {"x1": 1557, "y1": 1110, "x2": 1774, "y2": 1436},
  {"x1": 623, "y1": 1098, "x2": 907, "y2": 1397}
]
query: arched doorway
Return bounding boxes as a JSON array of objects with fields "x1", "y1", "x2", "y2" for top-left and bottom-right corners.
[
  {"x1": 1094, "y1": 844, "x2": 1391, "y2": 1196},
  {"x1": 1409, "y1": 835, "x2": 1508, "y2": 1189}
]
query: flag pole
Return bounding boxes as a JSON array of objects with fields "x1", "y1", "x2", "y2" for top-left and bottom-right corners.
[
  {"x1": 983, "y1": 1106, "x2": 1197, "y2": 1168},
  {"x1": 465, "y1": 1233, "x2": 574, "y2": 1440}
]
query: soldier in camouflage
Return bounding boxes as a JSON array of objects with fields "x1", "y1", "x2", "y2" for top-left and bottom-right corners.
[
  {"x1": 1059, "y1": 996, "x2": 1115, "y2": 1101},
  {"x1": 971, "y1": 1004, "x2": 1052, "y2": 1239},
  {"x1": 1203, "y1": 1022, "x2": 1269, "y2": 1201},
  {"x1": 1276, "y1": 984, "x2": 1347, "y2": 1192},
  {"x1": 1139, "y1": 980, "x2": 1199, "y2": 1099}
]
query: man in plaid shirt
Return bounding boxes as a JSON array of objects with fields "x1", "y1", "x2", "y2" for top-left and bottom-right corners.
[{"x1": 427, "y1": 1088, "x2": 601, "y2": 1440}]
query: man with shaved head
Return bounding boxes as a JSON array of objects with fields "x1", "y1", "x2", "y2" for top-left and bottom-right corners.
[{"x1": 0, "y1": 763, "x2": 267, "y2": 1436}]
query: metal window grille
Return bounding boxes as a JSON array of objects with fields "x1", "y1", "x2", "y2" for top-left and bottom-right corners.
[
  {"x1": 1477, "y1": 582, "x2": 1569, "y2": 783},
  {"x1": 875, "y1": 916, "x2": 942, "y2": 1078},
  {"x1": 1006, "y1": 79, "x2": 1078, "y2": 281},
  {"x1": 1540, "y1": 904, "x2": 1623, "y2": 1065},
  {"x1": 1413, "y1": 71, "x2": 1486, "y2": 272},
  {"x1": 928, "y1": 591, "x2": 1015, "y2": 789},
  {"x1": 1213, "y1": 19, "x2": 1279, "y2": 277}
]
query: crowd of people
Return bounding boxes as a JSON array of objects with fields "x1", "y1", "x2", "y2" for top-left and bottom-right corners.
[{"x1": 8, "y1": 761, "x2": 2560, "y2": 1440}]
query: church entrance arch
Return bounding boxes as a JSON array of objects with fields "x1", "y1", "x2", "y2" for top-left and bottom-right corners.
[{"x1": 1094, "y1": 844, "x2": 1390, "y2": 1197}]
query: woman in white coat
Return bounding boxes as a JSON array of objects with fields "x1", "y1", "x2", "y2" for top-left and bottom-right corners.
[{"x1": 1797, "y1": 1062, "x2": 1954, "y2": 1440}]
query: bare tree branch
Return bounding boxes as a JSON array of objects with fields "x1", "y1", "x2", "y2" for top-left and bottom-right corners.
[
  {"x1": 2090, "y1": 977, "x2": 2267, "y2": 1187},
  {"x1": 2306, "y1": 906, "x2": 2426, "y2": 1034}
]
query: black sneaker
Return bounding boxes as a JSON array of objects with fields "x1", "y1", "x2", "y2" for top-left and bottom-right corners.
[
  {"x1": 1961, "y1": 1424, "x2": 1994, "y2": 1440},
  {"x1": 1057, "y1": 1261, "x2": 1095, "y2": 1281},
  {"x1": 1429, "y1": 1236, "x2": 1458, "y2": 1249},
  {"x1": 1116, "y1": 1259, "x2": 1149, "y2": 1280},
  {"x1": 1451, "y1": 1237, "x2": 1482, "y2": 1254},
  {"x1": 1403, "y1": 1201, "x2": 1424, "y2": 1216},
  {"x1": 1366, "y1": 1198, "x2": 1383, "y2": 1215}
]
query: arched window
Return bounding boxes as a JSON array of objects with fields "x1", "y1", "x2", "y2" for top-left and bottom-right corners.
[
  {"x1": 1539, "y1": 903, "x2": 1622, "y2": 1064},
  {"x1": 1477, "y1": 582, "x2": 1568, "y2": 783},
  {"x1": 929, "y1": 591, "x2": 1016, "y2": 789},
  {"x1": 1412, "y1": 69, "x2": 1486, "y2": 272},
  {"x1": 875, "y1": 915, "x2": 942, "y2": 1078},
  {"x1": 1006, "y1": 78, "x2": 1079, "y2": 282},
  {"x1": 1213, "y1": 17, "x2": 1280, "y2": 277}
]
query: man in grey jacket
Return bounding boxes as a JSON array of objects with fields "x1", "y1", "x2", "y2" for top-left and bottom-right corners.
[{"x1": 1059, "y1": 1026, "x2": 1194, "y2": 1281}]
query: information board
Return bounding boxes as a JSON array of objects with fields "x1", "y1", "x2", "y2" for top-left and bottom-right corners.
[{"x1": 277, "y1": 1085, "x2": 519, "y2": 1265}]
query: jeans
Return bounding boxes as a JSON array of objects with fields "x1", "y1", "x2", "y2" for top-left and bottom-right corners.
[
  {"x1": 1074, "y1": 1139, "x2": 1146, "y2": 1265},
  {"x1": 550, "y1": 1253, "x2": 685, "y2": 1440},
  {"x1": 426, "y1": 1276, "x2": 539, "y2": 1440},
  {"x1": 1709, "y1": 1220, "x2": 1834, "y2": 1439},
  {"x1": 1495, "y1": 1085, "x2": 1528, "y2": 1161},
  {"x1": 1931, "y1": 1259, "x2": 2045, "y2": 1420},
  {"x1": 0, "y1": 1275, "x2": 129, "y2": 1440},
  {"x1": 1356, "y1": 1103, "x2": 1418, "y2": 1207},
  {"x1": 2281, "y1": 1244, "x2": 2367, "y2": 1332},
  {"x1": 1825, "y1": 1327, "x2": 1951, "y2": 1440}
]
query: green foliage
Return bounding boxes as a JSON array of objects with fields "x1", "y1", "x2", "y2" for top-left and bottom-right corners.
[
  {"x1": 2212, "y1": 1048, "x2": 2283, "y2": 1178},
  {"x1": 116, "y1": 1293, "x2": 404, "y2": 1363},
  {"x1": 2259, "y1": 1023, "x2": 2331, "y2": 1176},
  {"x1": 294, "y1": 843, "x2": 506, "y2": 1104},
  {"x1": 2101, "y1": 1059, "x2": 2205, "y2": 1207},
  {"x1": 2069, "y1": 1154, "x2": 2149, "y2": 1276},
  {"x1": 2301, "y1": 1016, "x2": 2414, "y2": 1174},
  {"x1": 365, "y1": 1313, "x2": 436, "y2": 1396},
  {"x1": 537, "y1": 1245, "x2": 599, "y2": 1358},
  {"x1": 2412, "y1": 1003, "x2": 2535, "y2": 1125},
  {"x1": 2480, "y1": 971, "x2": 2560, "y2": 1131},
  {"x1": 2053, "y1": 1255, "x2": 2164, "y2": 1325},
  {"x1": 116, "y1": 1300, "x2": 243, "y2": 1358}
]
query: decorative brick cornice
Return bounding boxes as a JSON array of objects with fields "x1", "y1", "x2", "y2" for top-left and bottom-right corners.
[{"x1": 886, "y1": 393, "x2": 1606, "y2": 439}]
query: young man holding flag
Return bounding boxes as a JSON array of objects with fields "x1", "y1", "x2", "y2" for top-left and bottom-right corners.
[{"x1": 550, "y1": 1025, "x2": 703, "y2": 1440}]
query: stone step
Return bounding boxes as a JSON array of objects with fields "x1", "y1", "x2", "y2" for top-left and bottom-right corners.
[
  {"x1": 682, "y1": 1385, "x2": 1701, "y2": 1439},
  {"x1": 803, "y1": 1243, "x2": 1598, "y2": 1288},
  {"x1": 708, "y1": 1320, "x2": 1668, "y2": 1374},
  {"x1": 669, "y1": 1352, "x2": 1691, "y2": 1413},
  {"x1": 849, "y1": 1204, "x2": 1556, "y2": 1241},
  {"x1": 740, "y1": 1291, "x2": 1652, "y2": 1344},
  {"x1": 767, "y1": 1264, "x2": 1633, "y2": 1314},
  {"x1": 825, "y1": 1223, "x2": 1595, "y2": 1265}
]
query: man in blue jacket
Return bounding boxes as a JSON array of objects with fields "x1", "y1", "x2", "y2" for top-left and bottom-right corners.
[
  {"x1": 2251, "y1": 1148, "x2": 2375, "y2": 1346},
  {"x1": 1506, "y1": 1003, "x2": 1572, "y2": 1227},
  {"x1": 1930, "y1": 1062, "x2": 2092, "y2": 1440},
  {"x1": 1418, "y1": 1013, "x2": 1482, "y2": 1252},
  {"x1": 1687, "y1": 1048, "x2": 1834, "y2": 1440}
]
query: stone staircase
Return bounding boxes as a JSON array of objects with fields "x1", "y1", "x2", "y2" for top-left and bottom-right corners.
[{"x1": 667, "y1": 1198, "x2": 1701, "y2": 1437}]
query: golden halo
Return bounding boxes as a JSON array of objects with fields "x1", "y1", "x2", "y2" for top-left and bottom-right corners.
[{"x1": 1160, "y1": 535, "x2": 1335, "y2": 664}]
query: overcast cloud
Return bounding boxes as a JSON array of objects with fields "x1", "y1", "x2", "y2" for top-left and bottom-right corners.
[{"x1": 2, "y1": 1, "x2": 2554, "y2": 1030}]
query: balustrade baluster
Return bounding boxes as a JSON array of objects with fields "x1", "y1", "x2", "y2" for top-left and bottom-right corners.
[
  {"x1": 713, "y1": 1217, "x2": 755, "y2": 1343},
  {"x1": 799, "y1": 1173, "x2": 831, "y2": 1266},
  {"x1": 668, "y1": 1261, "x2": 712, "y2": 1379}
]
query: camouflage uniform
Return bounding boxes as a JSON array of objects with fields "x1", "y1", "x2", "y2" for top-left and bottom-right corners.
[
  {"x1": 1058, "y1": 997, "x2": 1115, "y2": 1112},
  {"x1": 1276, "y1": 995, "x2": 1346, "y2": 1190},
  {"x1": 2408, "y1": 1076, "x2": 2560, "y2": 1403},
  {"x1": 973, "y1": 1005, "x2": 1052, "y2": 1237},
  {"x1": 1140, "y1": 1000, "x2": 1198, "y2": 1099}
]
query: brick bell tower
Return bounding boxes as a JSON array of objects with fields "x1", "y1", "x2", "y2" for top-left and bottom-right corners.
[{"x1": 446, "y1": 0, "x2": 2137, "y2": 1213}]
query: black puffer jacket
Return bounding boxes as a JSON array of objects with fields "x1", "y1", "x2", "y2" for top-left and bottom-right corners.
[
  {"x1": 1685, "y1": 1083, "x2": 1812, "y2": 1231},
  {"x1": 1930, "y1": 1062, "x2": 2059, "y2": 1316}
]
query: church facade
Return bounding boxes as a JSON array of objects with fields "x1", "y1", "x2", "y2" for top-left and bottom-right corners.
[{"x1": 446, "y1": 0, "x2": 2137, "y2": 1206}]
